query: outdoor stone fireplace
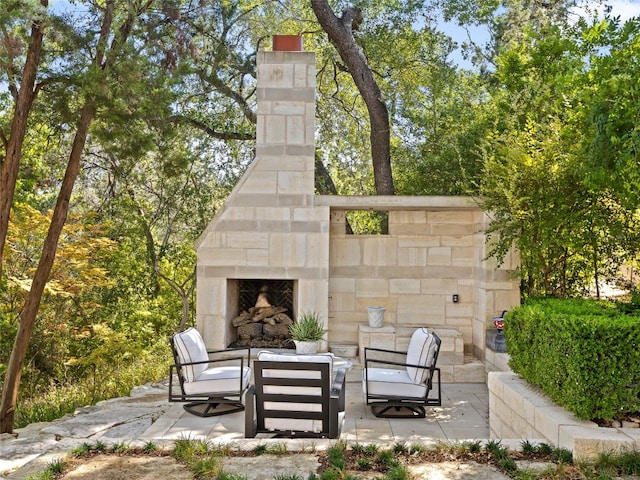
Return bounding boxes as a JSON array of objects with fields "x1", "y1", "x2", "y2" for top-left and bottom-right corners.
[
  {"x1": 195, "y1": 37, "x2": 520, "y2": 367},
  {"x1": 228, "y1": 279, "x2": 296, "y2": 348}
]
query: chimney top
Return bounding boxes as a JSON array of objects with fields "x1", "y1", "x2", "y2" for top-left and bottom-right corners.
[{"x1": 272, "y1": 35, "x2": 303, "y2": 52}]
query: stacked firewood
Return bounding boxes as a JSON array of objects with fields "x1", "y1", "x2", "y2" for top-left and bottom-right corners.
[{"x1": 232, "y1": 306, "x2": 293, "y2": 348}]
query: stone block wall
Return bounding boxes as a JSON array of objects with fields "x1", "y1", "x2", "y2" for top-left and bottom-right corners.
[{"x1": 323, "y1": 197, "x2": 520, "y2": 358}]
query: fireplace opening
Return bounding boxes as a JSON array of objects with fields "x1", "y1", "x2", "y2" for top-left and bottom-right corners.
[{"x1": 228, "y1": 279, "x2": 296, "y2": 348}]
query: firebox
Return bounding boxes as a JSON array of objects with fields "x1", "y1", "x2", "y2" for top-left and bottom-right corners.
[{"x1": 227, "y1": 279, "x2": 296, "y2": 348}]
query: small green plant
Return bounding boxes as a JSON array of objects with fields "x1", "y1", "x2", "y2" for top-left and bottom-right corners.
[
  {"x1": 376, "y1": 449, "x2": 398, "y2": 467},
  {"x1": 485, "y1": 439, "x2": 508, "y2": 459},
  {"x1": 192, "y1": 455, "x2": 222, "y2": 478},
  {"x1": 111, "y1": 442, "x2": 131, "y2": 453},
  {"x1": 252, "y1": 444, "x2": 268, "y2": 455},
  {"x1": 552, "y1": 447, "x2": 573, "y2": 464},
  {"x1": 142, "y1": 441, "x2": 157, "y2": 453},
  {"x1": 217, "y1": 473, "x2": 248, "y2": 480},
  {"x1": 498, "y1": 456, "x2": 517, "y2": 473},
  {"x1": 70, "y1": 442, "x2": 93, "y2": 457},
  {"x1": 289, "y1": 311, "x2": 327, "y2": 342},
  {"x1": 383, "y1": 464, "x2": 410, "y2": 480},
  {"x1": 173, "y1": 437, "x2": 209, "y2": 462},
  {"x1": 392, "y1": 442, "x2": 408, "y2": 454},
  {"x1": 467, "y1": 440, "x2": 482, "y2": 453},
  {"x1": 537, "y1": 442, "x2": 554, "y2": 455},
  {"x1": 408, "y1": 443, "x2": 425, "y2": 455},
  {"x1": 356, "y1": 457, "x2": 373, "y2": 470},
  {"x1": 266, "y1": 442, "x2": 289, "y2": 455},
  {"x1": 47, "y1": 458, "x2": 65, "y2": 475},
  {"x1": 93, "y1": 440, "x2": 107, "y2": 452},
  {"x1": 274, "y1": 475, "x2": 304, "y2": 480},
  {"x1": 364, "y1": 443, "x2": 379, "y2": 456},
  {"x1": 350, "y1": 443, "x2": 366, "y2": 454},
  {"x1": 520, "y1": 439, "x2": 537, "y2": 455},
  {"x1": 327, "y1": 443, "x2": 346, "y2": 471}
]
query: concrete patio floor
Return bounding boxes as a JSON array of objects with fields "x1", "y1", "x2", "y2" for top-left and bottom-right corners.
[
  {"x1": 1, "y1": 365, "x2": 493, "y2": 479},
  {"x1": 144, "y1": 365, "x2": 490, "y2": 445}
]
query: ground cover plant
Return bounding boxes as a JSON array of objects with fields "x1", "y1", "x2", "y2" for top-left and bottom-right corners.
[{"x1": 23, "y1": 439, "x2": 640, "y2": 480}]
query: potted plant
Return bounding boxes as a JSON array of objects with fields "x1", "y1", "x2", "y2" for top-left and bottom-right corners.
[{"x1": 289, "y1": 311, "x2": 327, "y2": 354}]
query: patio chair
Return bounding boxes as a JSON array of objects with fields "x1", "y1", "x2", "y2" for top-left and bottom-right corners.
[
  {"x1": 169, "y1": 327, "x2": 251, "y2": 417},
  {"x1": 245, "y1": 351, "x2": 346, "y2": 438},
  {"x1": 363, "y1": 327, "x2": 441, "y2": 418}
]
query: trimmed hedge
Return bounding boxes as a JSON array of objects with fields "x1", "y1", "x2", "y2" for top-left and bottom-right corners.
[{"x1": 504, "y1": 298, "x2": 640, "y2": 420}]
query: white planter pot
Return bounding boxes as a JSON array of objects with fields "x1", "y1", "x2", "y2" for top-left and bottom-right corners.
[
  {"x1": 293, "y1": 340, "x2": 319, "y2": 354},
  {"x1": 367, "y1": 306, "x2": 385, "y2": 328}
]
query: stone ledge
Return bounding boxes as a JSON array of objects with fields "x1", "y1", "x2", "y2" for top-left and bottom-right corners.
[{"x1": 489, "y1": 372, "x2": 640, "y2": 461}]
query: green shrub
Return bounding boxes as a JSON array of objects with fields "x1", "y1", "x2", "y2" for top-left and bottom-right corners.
[{"x1": 505, "y1": 298, "x2": 640, "y2": 420}]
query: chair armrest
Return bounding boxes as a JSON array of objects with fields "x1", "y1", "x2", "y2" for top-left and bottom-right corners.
[
  {"x1": 174, "y1": 354, "x2": 248, "y2": 368},
  {"x1": 364, "y1": 357, "x2": 436, "y2": 370},
  {"x1": 244, "y1": 385, "x2": 256, "y2": 438},
  {"x1": 364, "y1": 346, "x2": 405, "y2": 356},
  {"x1": 332, "y1": 367, "x2": 347, "y2": 412}
]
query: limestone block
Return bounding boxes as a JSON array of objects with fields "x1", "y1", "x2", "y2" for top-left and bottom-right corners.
[
  {"x1": 277, "y1": 171, "x2": 307, "y2": 194},
  {"x1": 272, "y1": 100, "x2": 306, "y2": 116},
  {"x1": 452, "y1": 362, "x2": 485, "y2": 383},
  {"x1": 204, "y1": 247, "x2": 247, "y2": 266},
  {"x1": 427, "y1": 246, "x2": 452, "y2": 266},
  {"x1": 398, "y1": 247, "x2": 427, "y2": 266},
  {"x1": 438, "y1": 364, "x2": 454, "y2": 382},
  {"x1": 286, "y1": 115, "x2": 305, "y2": 145},
  {"x1": 446, "y1": 303, "x2": 474, "y2": 318},
  {"x1": 390, "y1": 278, "x2": 421, "y2": 294},
  {"x1": 328, "y1": 292, "x2": 356, "y2": 311},
  {"x1": 246, "y1": 248, "x2": 269, "y2": 266},
  {"x1": 390, "y1": 223, "x2": 430, "y2": 235},
  {"x1": 355, "y1": 278, "x2": 389, "y2": 298},
  {"x1": 397, "y1": 294, "x2": 445, "y2": 320},
  {"x1": 240, "y1": 170, "x2": 279, "y2": 194},
  {"x1": 253, "y1": 207, "x2": 290, "y2": 222},
  {"x1": 452, "y1": 247, "x2": 475, "y2": 267},
  {"x1": 257, "y1": 63, "x2": 294, "y2": 88},
  {"x1": 255, "y1": 154, "x2": 309, "y2": 172},
  {"x1": 398, "y1": 236, "x2": 441, "y2": 248},
  {"x1": 358, "y1": 323, "x2": 396, "y2": 363},
  {"x1": 441, "y1": 235, "x2": 474, "y2": 247},
  {"x1": 429, "y1": 210, "x2": 476, "y2": 224},
  {"x1": 269, "y1": 233, "x2": 306, "y2": 267},
  {"x1": 389, "y1": 210, "x2": 427, "y2": 224},
  {"x1": 420, "y1": 278, "x2": 457, "y2": 294},
  {"x1": 430, "y1": 223, "x2": 476, "y2": 235},
  {"x1": 329, "y1": 276, "x2": 356, "y2": 293},
  {"x1": 263, "y1": 115, "x2": 286, "y2": 144},
  {"x1": 330, "y1": 238, "x2": 361, "y2": 266},
  {"x1": 560, "y1": 426, "x2": 636, "y2": 462},
  {"x1": 222, "y1": 206, "x2": 256, "y2": 221},
  {"x1": 363, "y1": 237, "x2": 398, "y2": 266}
]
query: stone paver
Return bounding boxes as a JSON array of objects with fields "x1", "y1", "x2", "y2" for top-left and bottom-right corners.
[{"x1": 0, "y1": 373, "x2": 493, "y2": 479}]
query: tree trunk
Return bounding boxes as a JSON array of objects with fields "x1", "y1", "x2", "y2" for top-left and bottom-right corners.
[
  {"x1": 0, "y1": 1, "x2": 47, "y2": 277},
  {"x1": 311, "y1": 0, "x2": 394, "y2": 195},
  {"x1": 0, "y1": 102, "x2": 95, "y2": 433},
  {"x1": 0, "y1": 0, "x2": 118, "y2": 434}
]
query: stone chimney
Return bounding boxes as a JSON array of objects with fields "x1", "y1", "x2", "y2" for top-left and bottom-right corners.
[{"x1": 196, "y1": 38, "x2": 330, "y2": 350}]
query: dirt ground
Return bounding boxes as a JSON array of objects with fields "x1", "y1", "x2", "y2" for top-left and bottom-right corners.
[{"x1": 58, "y1": 453, "x2": 517, "y2": 480}]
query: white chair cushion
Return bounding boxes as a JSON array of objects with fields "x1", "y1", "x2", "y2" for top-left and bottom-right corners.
[
  {"x1": 405, "y1": 328, "x2": 437, "y2": 384},
  {"x1": 173, "y1": 327, "x2": 209, "y2": 382},
  {"x1": 182, "y1": 365, "x2": 252, "y2": 395},
  {"x1": 363, "y1": 367, "x2": 428, "y2": 399},
  {"x1": 256, "y1": 351, "x2": 334, "y2": 379}
]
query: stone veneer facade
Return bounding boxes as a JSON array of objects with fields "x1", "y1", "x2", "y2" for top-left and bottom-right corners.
[{"x1": 196, "y1": 48, "x2": 520, "y2": 362}]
